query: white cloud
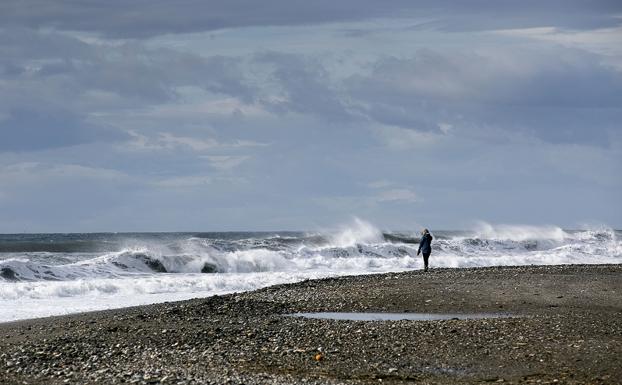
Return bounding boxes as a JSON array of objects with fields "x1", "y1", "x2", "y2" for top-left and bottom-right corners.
[
  {"x1": 376, "y1": 188, "x2": 419, "y2": 203},
  {"x1": 152, "y1": 175, "x2": 212, "y2": 188},
  {"x1": 124, "y1": 131, "x2": 267, "y2": 153},
  {"x1": 202, "y1": 155, "x2": 250, "y2": 170},
  {"x1": 494, "y1": 26, "x2": 622, "y2": 63},
  {"x1": 0, "y1": 162, "x2": 127, "y2": 182},
  {"x1": 374, "y1": 125, "x2": 441, "y2": 150},
  {"x1": 312, "y1": 187, "x2": 420, "y2": 211},
  {"x1": 368, "y1": 180, "x2": 393, "y2": 189},
  {"x1": 438, "y1": 122, "x2": 453, "y2": 134},
  {"x1": 142, "y1": 96, "x2": 272, "y2": 119},
  {"x1": 151, "y1": 174, "x2": 249, "y2": 189},
  {"x1": 157, "y1": 133, "x2": 220, "y2": 151}
]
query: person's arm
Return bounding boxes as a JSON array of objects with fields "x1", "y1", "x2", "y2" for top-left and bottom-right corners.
[{"x1": 417, "y1": 236, "x2": 423, "y2": 255}]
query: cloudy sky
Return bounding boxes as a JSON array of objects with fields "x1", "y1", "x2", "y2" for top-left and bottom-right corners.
[{"x1": 1, "y1": 1, "x2": 621, "y2": 232}]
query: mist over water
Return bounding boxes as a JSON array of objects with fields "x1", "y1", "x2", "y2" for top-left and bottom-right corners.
[{"x1": 1, "y1": 220, "x2": 620, "y2": 322}]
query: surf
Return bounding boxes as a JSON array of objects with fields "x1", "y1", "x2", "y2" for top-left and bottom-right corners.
[{"x1": 0, "y1": 221, "x2": 619, "y2": 322}]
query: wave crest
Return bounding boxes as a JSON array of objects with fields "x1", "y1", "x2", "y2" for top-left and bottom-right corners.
[{"x1": 0, "y1": 225, "x2": 619, "y2": 284}]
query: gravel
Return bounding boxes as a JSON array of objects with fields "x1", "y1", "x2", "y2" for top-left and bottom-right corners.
[{"x1": 1, "y1": 264, "x2": 620, "y2": 384}]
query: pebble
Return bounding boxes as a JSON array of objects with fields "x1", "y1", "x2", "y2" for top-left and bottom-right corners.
[{"x1": 0, "y1": 264, "x2": 620, "y2": 384}]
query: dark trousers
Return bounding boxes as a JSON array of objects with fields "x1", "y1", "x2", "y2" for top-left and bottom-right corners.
[{"x1": 422, "y1": 252, "x2": 430, "y2": 271}]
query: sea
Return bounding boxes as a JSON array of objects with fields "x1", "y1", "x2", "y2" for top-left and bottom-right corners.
[{"x1": 1, "y1": 220, "x2": 620, "y2": 323}]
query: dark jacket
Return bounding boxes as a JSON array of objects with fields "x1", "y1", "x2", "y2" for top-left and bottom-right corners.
[{"x1": 418, "y1": 233, "x2": 433, "y2": 254}]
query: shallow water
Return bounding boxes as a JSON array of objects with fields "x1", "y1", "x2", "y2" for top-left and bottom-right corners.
[{"x1": 290, "y1": 312, "x2": 514, "y2": 321}]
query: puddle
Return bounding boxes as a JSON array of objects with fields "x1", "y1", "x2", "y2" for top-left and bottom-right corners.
[{"x1": 289, "y1": 312, "x2": 513, "y2": 321}]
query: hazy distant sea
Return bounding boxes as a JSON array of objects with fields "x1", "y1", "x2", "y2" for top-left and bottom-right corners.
[{"x1": 1, "y1": 220, "x2": 620, "y2": 322}]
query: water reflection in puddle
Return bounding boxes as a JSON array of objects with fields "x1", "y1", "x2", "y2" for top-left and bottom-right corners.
[{"x1": 290, "y1": 312, "x2": 513, "y2": 321}]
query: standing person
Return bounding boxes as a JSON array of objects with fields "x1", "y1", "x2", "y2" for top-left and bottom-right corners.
[{"x1": 417, "y1": 228, "x2": 433, "y2": 272}]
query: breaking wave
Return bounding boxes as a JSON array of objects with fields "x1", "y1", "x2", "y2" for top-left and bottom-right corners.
[
  {"x1": 0, "y1": 221, "x2": 620, "y2": 322},
  {"x1": 1, "y1": 222, "x2": 620, "y2": 282}
]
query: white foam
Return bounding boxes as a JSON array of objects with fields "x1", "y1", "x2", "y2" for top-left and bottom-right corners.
[
  {"x1": 1, "y1": 224, "x2": 620, "y2": 323},
  {"x1": 469, "y1": 222, "x2": 569, "y2": 242},
  {"x1": 329, "y1": 218, "x2": 384, "y2": 247},
  {"x1": 0, "y1": 271, "x2": 346, "y2": 323}
]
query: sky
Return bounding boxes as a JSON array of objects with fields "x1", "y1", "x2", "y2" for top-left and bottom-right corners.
[{"x1": 0, "y1": 1, "x2": 621, "y2": 232}]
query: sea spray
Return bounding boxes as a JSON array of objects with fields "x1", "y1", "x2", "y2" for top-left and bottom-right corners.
[{"x1": 0, "y1": 222, "x2": 620, "y2": 322}]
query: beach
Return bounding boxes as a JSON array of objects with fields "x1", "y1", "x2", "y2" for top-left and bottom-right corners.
[
  {"x1": 4, "y1": 1, "x2": 621, "y2": 384},
  {"x1": 1, "y1": 264, "x2": 620, "y2": 384}
]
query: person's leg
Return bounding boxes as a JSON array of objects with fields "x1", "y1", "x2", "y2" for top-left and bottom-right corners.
[{"x1": 423, "y1": 252, "x2": 430, "y2": 271}]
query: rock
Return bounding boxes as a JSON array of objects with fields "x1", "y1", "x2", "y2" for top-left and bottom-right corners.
[
  {"x1": 141, "y1": 256, "x2": 167, "y2": 273},
  {"x1": 201, "y1": 263, "x2": 218, "y2": 274},
  {"x1": 0, "y1": 267, "x2": 18, "y2": 281}
]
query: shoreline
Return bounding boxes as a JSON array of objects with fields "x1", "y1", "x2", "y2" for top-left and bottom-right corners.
[
  {"x1": 1, "y1": 264, "x2": 621, "y2": 384},
  {"x1": 1, "y1": 263, "x2": 619, "y2": 327}
]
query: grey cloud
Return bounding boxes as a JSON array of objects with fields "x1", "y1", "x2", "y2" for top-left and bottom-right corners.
[
  {"x1": 0, "y1": 161, "x2": 138, "y2": 231},
  {"x1": 1, "y1": 0, "x2": 619, "y2": 38},
  {"x1": 493, "y1": 50, "x2": 622, "y2": 109},
  {"x1": 422, "y1": 0, "x2": 622, "y2": 32},
  {"x1": 0, "y1": 29, "x2": 263, "y2": 152},
  {"x1": 1, "y1": 2, "x2": 620, "y2": 231},
  {"x1": 51, "y1": 46, "x2": 256, "y2": 104},
  {"x1": 0, "y1": 27, "x2": 93, "y2": 61},
  {"x1": 348, "y1": 49, "x2": 622, "y2": 108},
  {"x1": 255, "y1": 52, "x2": 355, "y2": 121},
  {"x1": 73, "y1": 49, "x2": 257, "y2": 103},
  {"x1": 0, "y1": 108, "x2": 128, "y2": 152},
  {"x1": 357, "y1": 103, "x2": 445, "y2": 133},
  {"x1": 344, "y1": 48, "x2": 622, "y2": 145},
  {"x1": 4, "y1": 25, "x2": 620, "y2": 152},
  {"x1": 479, "y1": 106, "x2": 622, "y2": 146},
  {"x1": 1, "y1": 28, "x2": 258, "y2": 106},
  {"x1": 0, "y1": 162, "x2": 128, "y2": 182},
  {"x1": 0, "y1": 0, "x2": 415, "y2": 38},
  {"x1": 227, "y1": 47, "x2": 622, "y2": 145}
]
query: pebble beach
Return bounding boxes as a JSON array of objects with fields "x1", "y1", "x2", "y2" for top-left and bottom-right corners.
[{"x1": 1, "y1": 264, "x2": 620, "y2": 384}]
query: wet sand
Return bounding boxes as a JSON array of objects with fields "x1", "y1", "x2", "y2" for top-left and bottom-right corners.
[{"x1": 1, "y1": 264, "x2": 621, "y2": 384}]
